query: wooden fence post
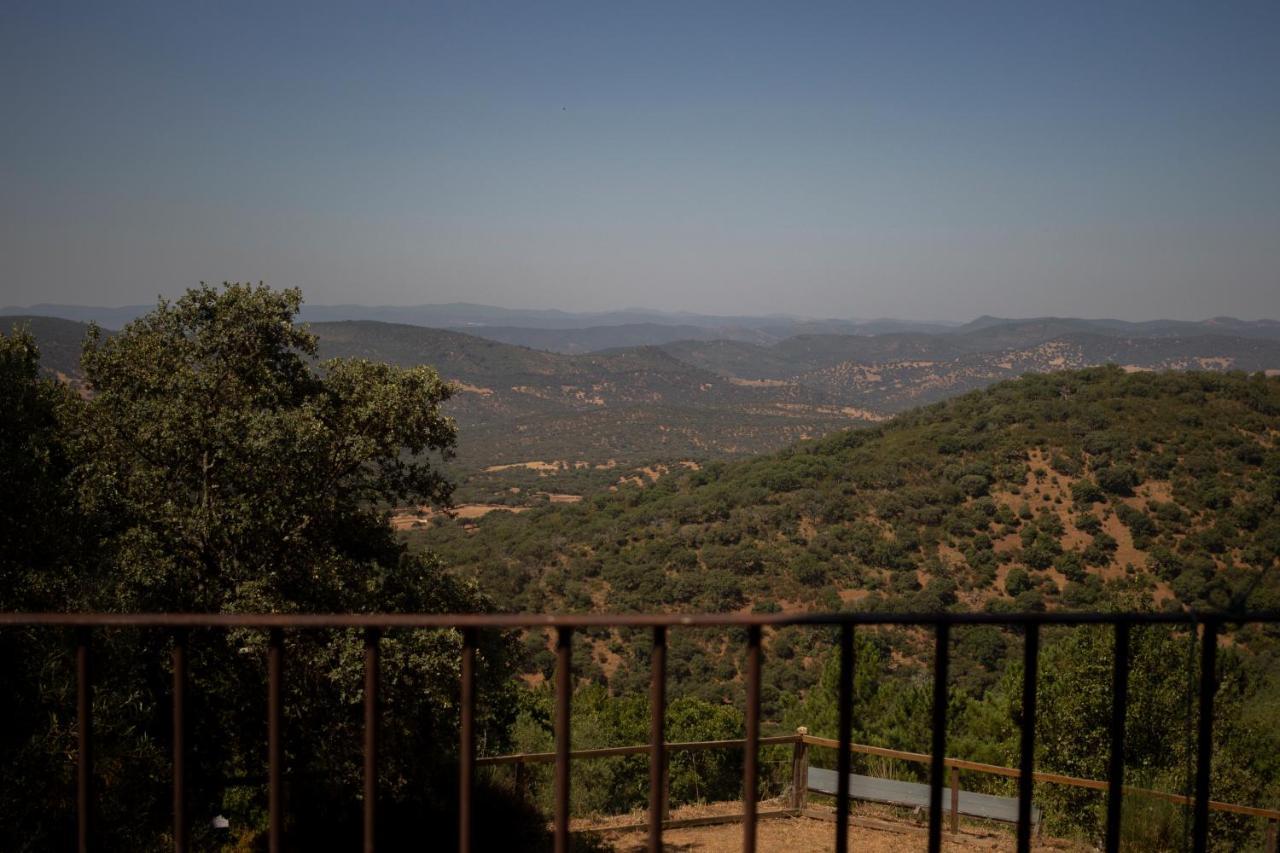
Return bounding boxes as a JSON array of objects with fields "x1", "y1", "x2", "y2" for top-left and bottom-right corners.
[
  {"x1": 949, "y1": 765, "x2": 960, "y2": 835},
  {"x1": 661, "y1": 751, "x2": 671, "y2": 821},
  {"x1": 514, "y1": 759, "x2": 526, "y2": 801},
  {"x1": 792, "y1": 728, "x2": 809, "y2": 811},
  {"x1": 1266, "y1": 817, "x2": 1277, "y2": 853}
]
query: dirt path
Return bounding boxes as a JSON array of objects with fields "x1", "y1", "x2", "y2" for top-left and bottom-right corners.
[{"x1": 594, "y1": 801, "x2": 1086, "y2": 852}]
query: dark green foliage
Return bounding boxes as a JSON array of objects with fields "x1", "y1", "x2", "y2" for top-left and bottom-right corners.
[
  {"x1": 1071, "y1": 478, "x2": 1105, "y2": 506},
  {"x1": 1050, "y1": 452, "x2": 1083, "y2": 476},
  {"x1": 1004, "y1": 566, "x2": 1032, "y2": 597},
  {"x1": 0, "y1": 326, "x2": 78, "y2": 607},
  {"x1": 1075, "y1": 513, "x2": 1102, "y2": 535},
  {"x1": 0, "y1": 328, "x2": 85, "y2": 849},
  {"x1": 1083, "y1": 531, "x2": 1119, "y2": 567},
  {"x1": 1115, "y1": 503, "x2": 1157, "y2": 547},
  {"x1": 512, "y1": 686, "x2": 747, "y2": 817},
  {"x1": 1057, "y1": 551, "x2": 1086, "y2": 583},
  {"x1": 1095, "y1": 463, "x2": 1141, "y2": 496},
  {"x1": 1, "y1": 287, "x2": 522, "y2": 850}
]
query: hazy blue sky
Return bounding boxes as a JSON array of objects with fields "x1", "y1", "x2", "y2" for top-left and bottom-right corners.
[{"x1": 3, "y1": 1, "x2": 1278, "y2": 320}]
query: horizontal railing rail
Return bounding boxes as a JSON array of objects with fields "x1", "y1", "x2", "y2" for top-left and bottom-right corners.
[
  {"x1": 4, "y1": 609, "x2": 1279, "y2": 853},
  {"x1": 475, "y1": 735, "x2": 800, "y2": 766}
]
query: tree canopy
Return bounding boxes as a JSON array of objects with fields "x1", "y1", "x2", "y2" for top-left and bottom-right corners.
[{"x1": 0, "y1": 284, "x2": 527, "y2": 850}]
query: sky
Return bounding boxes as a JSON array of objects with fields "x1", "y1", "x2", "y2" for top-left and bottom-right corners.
[{"x1": 2, "y1": 1, "x2": 1279, "y2": 321}]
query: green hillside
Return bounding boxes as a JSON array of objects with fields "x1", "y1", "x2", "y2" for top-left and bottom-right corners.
[
  {"x1": 419, "y1": 367, "x2": 1280, "y2": 617},
  {"x1": 414, "y1": 367, "x2": 1278, "y2": 700}
]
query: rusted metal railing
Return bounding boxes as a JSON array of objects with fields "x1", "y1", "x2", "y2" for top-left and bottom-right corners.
[{"x1": 3, "y1": 609, "x2": 1279, "y2": 853}]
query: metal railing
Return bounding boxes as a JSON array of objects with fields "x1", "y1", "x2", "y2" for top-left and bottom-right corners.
[{"x1": 3, "y1": 609, "x2": 1279, "y2": 853}]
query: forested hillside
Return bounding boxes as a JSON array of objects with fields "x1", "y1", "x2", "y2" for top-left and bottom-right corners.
[
  {"x1": 420, "y1": 367, "x2": 1280, "y2": 620},
  {"x1": 415, "y1": 367, "x2": 1280, "y2": 709}
]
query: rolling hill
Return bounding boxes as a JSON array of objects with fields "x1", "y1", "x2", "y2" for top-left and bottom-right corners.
[
  {"x1": 661, "y1": 326, "x2": 1280, "y2": 412},
  {"x1": 5, "y1": 316, "x2": 870, "y2": 498},
  {"x1": 310, "y1": 321, "x2": 867, "y2": 493},
  {"x1": 417, "y1": 367, "x2": 1280, "y2": 620},
  {"x1": 11, "y1": 311, "x2": 1280, "y2": 503},
  {"x1": 2, "y1": 301, "x2": 954, "y2": 344}
]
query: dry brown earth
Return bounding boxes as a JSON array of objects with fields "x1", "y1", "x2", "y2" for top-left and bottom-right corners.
[{"x1": 593, "y1": 801, "x2": 1088, "y2": 852}]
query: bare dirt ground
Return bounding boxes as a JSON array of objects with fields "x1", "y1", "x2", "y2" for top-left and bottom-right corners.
[
  {"x1": 590, "y1": 800, "x2": 1088, "y2": 853},
  {"x1": 388, "y1": 503, "x2": 530, "y2": 528}
]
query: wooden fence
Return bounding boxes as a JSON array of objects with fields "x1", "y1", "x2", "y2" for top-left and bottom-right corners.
[{"x1": 478, "y1": 728, "x2": 1280, "y2": 849}]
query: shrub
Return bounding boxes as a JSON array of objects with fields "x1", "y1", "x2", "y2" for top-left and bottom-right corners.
[
  {"x1": 1005, "y1": 566, "x2": 1032, "y2": 596},
  {"x1": 1070, "y1": 479, "x2": 1104, "y2": 505},
  {"x1": 1096, "y1": 464, "x2": 1140, "y2": 496}
]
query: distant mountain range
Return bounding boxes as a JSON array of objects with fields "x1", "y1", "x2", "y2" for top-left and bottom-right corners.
[
  {"x1": 7, "y1": 309, "x2": 1280, "y2": 500},
  {"x1": 0, "y1": 301, "x2": 957, "y2": 339},
  {"x1": 0, "y1": 301, "x2": 965, "y2": 354},
  {"x1": 6, "y1": 301, "x2": 1279, "y2": 353}
]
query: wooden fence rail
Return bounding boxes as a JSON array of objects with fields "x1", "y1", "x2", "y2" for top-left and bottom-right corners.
[
  {"x1": 475, "y1": 735, "x2": 800, "y2": 766},
  {"x1": 479, "y1": 728, "x2": 1280, "y2": 846},
  {"x1": 799, "y1": 735, "x2": 1280, "y2": 821}
]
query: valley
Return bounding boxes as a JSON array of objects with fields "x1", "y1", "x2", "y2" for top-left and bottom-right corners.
[{"x1": 11, "y1": 308, "x2": 1280, "y2": 507}]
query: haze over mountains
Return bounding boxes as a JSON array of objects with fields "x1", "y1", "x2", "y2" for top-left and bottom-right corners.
[
  {"x1": 3, "y1": 301, "x2": 962, "y2": 348},
  {"x1": 9, "y1": 304, "x2": 1280, "y2": 503},
  {"x1": 7, "y1": 301, "x2": 1280, "y2": 348}
]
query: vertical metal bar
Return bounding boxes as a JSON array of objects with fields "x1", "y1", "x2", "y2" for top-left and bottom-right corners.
[
  {"x1": 742, "y1": 625, "x2": 762, "y2": 853},
  {"x1": 1104, "y1": 622, "x2": 1131, "y2": 853},
  {"x1": 927, "y1": 621, "x2": 950, "y2": 853},
  {"x1": 458, "y1": 627, "x2": 476, "y2": 853},
  {"x1": 1192, "y1": 620, "x2": 1218, "y2": 853},
  {"x1": 554, "y1": 627, "x2": 572, "y2": 853},
  {"x1": 1017, "y1": 623, "x2": 1040, "y2": 853},
  {"x1": 172, "y1": 630, "x2": 188, "y2": 853},
  {"x1": 949, "y1": 766, "x2": 960, "y2": 834},
  {"x1": 268, "y1": 628, "x2": 284, "y2": 853},
  {"x1": 647, "y1": 626, "x2": 666, "y2": 853},
  {"x1": 363, "y1": 628, "x2": 380, "y2": 853},
  {"x1": 76, "y1": 627, "x2": 93, "y2": 853},
  {"x1": 835, "y1": 623, "x2": 854, "y2": 853}
]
